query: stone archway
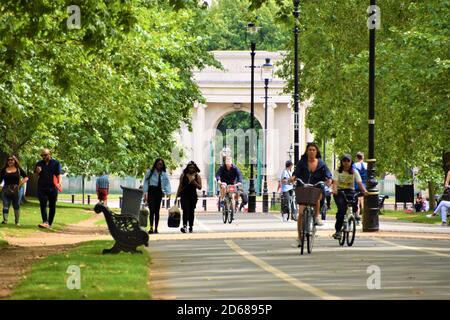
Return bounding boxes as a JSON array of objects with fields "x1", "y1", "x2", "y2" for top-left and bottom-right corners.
[{"x1": 171, "y1": 51, "x2": 311, "y2": 196}]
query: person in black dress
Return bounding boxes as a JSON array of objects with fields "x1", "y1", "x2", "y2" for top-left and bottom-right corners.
[
  {"x1": 176, "y1": 161, "x2": 202, "y2": 233},
  {"x1": 1, "y1": 155, "x2": 29, "y2": 225}
]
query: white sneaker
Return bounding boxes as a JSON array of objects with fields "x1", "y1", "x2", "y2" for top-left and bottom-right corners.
[
  {"x1": 314, "y1": 217, "x2": 323, "y2": 226},
  {"x1": 426, "y1": 213, "x2": 436, "y2": 218}
]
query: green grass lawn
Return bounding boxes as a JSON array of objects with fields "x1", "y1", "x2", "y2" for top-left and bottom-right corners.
[
  {"x1": 9, "y1": 240, "x2": 151, "y2": 300},
  {"x1": 379, "y1": 209, "x2": 442, "y2": 224},
  {"x1": 0, "y1": 238, "x2": 8, "y2": 249},
  {"x1": 0, "y1": 198, "x2": 95, "y2": 238}
]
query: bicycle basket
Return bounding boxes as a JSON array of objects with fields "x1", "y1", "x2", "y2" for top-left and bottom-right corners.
[
  {"x1": 295, "y1": 187, "x2": 322, "y2": 205},
  {"x1": 226, "y1": 185, "x2": 236, "y2": 193}
]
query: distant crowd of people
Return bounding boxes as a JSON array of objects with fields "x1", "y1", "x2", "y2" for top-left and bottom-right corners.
[{"x1": 1, "y1": 146, "x2": 449, "y2": 235}]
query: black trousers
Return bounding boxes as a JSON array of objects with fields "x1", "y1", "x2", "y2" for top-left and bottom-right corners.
[
  {"x1": 148, "y1": 188, "x2": 163, "y2": 230},
  {"x1": 333, "y1": 189, "x2": 356, "y2": 232},
  {"x1": 38, "y1": 187, "x2": 58, "y2": 225},
  {"x1": 181, "y1": 196, "x2": 197, "y2": 228}
]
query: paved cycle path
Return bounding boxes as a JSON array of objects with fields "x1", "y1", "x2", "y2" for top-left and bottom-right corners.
[
  {"x1": 149, "y1": 237, "x2": 450, "y2": 300},
  {"x1": 147, "y1": 212, "x2": 450, "y2": 299}
]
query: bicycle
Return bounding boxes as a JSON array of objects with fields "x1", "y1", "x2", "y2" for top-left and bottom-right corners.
[
  {"x1": 222, "y1": 184, "x2": 237, "y2": 224},
  {"x1": 281, "y1": 190, "x2": 298, "y2": 221},
  {"x1": 335, "y1": 191, "x2": 363, "y2": 247},
  {"x1": 295, "y1": 179, "x2": 325, "y2": 255}
]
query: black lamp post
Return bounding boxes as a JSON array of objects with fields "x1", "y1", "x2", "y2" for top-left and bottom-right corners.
[
  {"x1": 364, "y1": 1, "x2": 380, "y2": 232},
  {"x1": 261, "y1": 58, "x2": 274, "y2": 213},
  {"x1": 287, "y1": 144, "x2": 294, "y2": 161},
  {"x1": 293, "y1": 0, "x2": 300, "y2": 164},
  {"x1": 247, "y1": 22, "x2": 259, "y2": 213}
]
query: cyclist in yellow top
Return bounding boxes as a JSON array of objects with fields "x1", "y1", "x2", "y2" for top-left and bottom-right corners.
[{"x1": 332, "y1": 154, "x2": 367, "y2": 239}]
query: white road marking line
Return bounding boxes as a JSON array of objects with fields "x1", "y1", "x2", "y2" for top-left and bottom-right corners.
[
  {"x1": 373, "y1": 238, "x2": 450, "y2": 258},
  {"x1": 224, "y1": 239, "x2": 341, "y2": 300},
  {"x1": 194, "y1": 217, "x2": 213, "y2": 232}
]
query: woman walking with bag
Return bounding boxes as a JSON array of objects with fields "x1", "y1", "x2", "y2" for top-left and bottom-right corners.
[
  {"x1": 143, "y1": 158, "x2": 171, "y2": 234},
  {"x1": 176, "y1": 161, "x2": 202, "y2": 233},
  {"x1": 1, "y1": 155, "x2": 28, "y2": 225}
]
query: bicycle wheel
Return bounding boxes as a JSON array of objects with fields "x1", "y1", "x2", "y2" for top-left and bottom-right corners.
[
  {"x1": 228, "y1": 200, "x2": 234, "y2": 223},
  {"x1": 222, "y1": 200, "x2": 228, "y2": 224},
  {"x1": 346, "y1": 216, "x2": 356, "y2": 246},
  {"x1": 339, "y1": 223, "x2": 346, "y2": 246},
  {"x1": 307, "y1": 210, "x2": 315, "y2": 254},
  {"x1": 300, "y1": 210, "x2": 307, "y2": 255}
]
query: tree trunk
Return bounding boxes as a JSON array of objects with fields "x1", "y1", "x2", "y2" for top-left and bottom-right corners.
[{"x1": 428, "y1": 181, "x2": 436, "y2": 211}]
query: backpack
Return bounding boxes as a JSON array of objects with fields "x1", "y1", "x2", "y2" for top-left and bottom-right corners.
[{"x1": 355, "y1": 162, "x2": 367, "y2": 183}]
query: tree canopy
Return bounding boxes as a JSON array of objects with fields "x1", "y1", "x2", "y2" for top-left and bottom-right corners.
[
  {"x1": 0, "y1": 0, "x2": 219, "y2": 176},
  {"x1": 250, "y1": 0, "x2": 449, "y2": 190}
]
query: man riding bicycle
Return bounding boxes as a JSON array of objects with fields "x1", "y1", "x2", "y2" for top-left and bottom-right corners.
[
  {"x1": 289, "y1": 143, "x2": 332, "y2": 246},
  {"x1": 216, "y1": 156, "x2": 243, "y2": 207}
]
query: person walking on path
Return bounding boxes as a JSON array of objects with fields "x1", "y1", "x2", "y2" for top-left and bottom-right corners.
[
  {"x1": 96, "y1": 172, "x2": 110, "y2": 206},
  {"x1": 176, "y1": 161, "x2": 202, "y2": 233},
  {"x1": 353, "y1": 151, "x2": 367, "y2": 220},
  {"x1": 143, "y1": 158, "x2": 171, "y2": 234},
  {"x1": 34, "y1": 148, "x2": 62, "y2": 229},
  {"x1": 280, "y1": 160, "x2": 295, "y2": 220},
  {"x1": 0, "y1": 155, "x2": 28, "y2": 225}
]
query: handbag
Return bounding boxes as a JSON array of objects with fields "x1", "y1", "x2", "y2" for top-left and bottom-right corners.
[
  {"x1": 167, "y1": 200, "x2": 181, "y2": 228},
  {"x1": 4, "y1": 184, "x2": 19, "y2": 197}
]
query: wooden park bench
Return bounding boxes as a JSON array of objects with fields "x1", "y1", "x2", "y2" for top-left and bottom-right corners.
[{"x1": 94, "y1": 186, "x2": 149, "y2": 254}]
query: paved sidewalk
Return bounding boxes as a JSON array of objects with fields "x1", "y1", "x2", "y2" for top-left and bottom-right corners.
[{"x1": 144, "y1": 211, "x2": 450, "y2": 241}]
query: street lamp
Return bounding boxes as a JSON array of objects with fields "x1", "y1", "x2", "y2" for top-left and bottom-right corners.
[
  {"x1": 247, "y1": 22, "x2": 260, "y2": 213},
  {"x1": 293, "y1": 0, "x2": 300, "y2": 164},
  {"x1": 364, "y1": 0, "x2": 380, "y2": 232},
  {"x1": 261, "y1": 58, "x2": 273, "y2": 213}
]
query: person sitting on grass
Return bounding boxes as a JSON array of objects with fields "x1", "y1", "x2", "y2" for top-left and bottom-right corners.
[{"x1": 427, "y1": 200, "x2": 450, "y2": 226}]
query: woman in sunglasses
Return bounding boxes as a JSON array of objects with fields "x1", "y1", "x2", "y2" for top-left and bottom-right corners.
[
  {"x1": 331, "y1": 154, "x2": 367, "y2": 240},
  {"x1": 176, "y1": 161, "x2": 202, "y2": 233},
  {"x1": 0, "y1": 155, "x2": 28, "y2": 225}
]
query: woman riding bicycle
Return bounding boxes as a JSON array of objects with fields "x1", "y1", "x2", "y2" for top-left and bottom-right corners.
[
  {"x1": 289, "y1": 142, "x2": 332, "y2": 244},
  {"x1": 331, "y1": 154, "x2": 367, "y2": 240}
]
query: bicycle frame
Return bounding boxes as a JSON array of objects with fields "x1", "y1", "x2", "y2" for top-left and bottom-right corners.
[
  {"x1": 222, "y1": 184, "x2": 238, "y2": 224},
  {"x1": 295, "y1": 179, "x2": 325, "y2": 255},
  {"x1": 338, "y1": 191, "x2": 362, "y2": 246}
]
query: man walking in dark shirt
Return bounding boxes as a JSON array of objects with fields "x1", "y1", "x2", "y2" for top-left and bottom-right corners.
[{"x1": 34, "y1": 148, "x2": 62, "y2": 229}]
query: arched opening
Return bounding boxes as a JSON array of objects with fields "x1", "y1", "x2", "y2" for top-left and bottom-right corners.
[{"x1": 208, "y1": 111, "x2": 263, "y2": 195}]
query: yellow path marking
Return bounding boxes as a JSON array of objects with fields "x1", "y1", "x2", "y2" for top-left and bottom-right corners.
[
  {"x1": 224, "y1": 239, "x2": 341, "y2": 300},
  {"x1": 373, "y1": 238, "x2": 450, "y2": 258}
]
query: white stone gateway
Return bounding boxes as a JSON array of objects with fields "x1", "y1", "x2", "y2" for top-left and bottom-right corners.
[{"x1": 171, "y1": 51, "x2": 313, "y2": 195}]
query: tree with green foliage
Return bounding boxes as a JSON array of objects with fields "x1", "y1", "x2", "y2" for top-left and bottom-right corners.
[
  {"x1": 205, "y1": 0, "x2": 290, "y2": 51},
  {"x1": 0, "y1": 0, "x2": 219, "y2": 177},
  {"x1": 250, "y1": 0, "x2": 449, "y2": 203}
]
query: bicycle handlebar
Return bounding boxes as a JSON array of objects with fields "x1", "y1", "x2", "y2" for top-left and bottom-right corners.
[{"x1": 296, "y1": 178, "x2": 325, "y2": 188}]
